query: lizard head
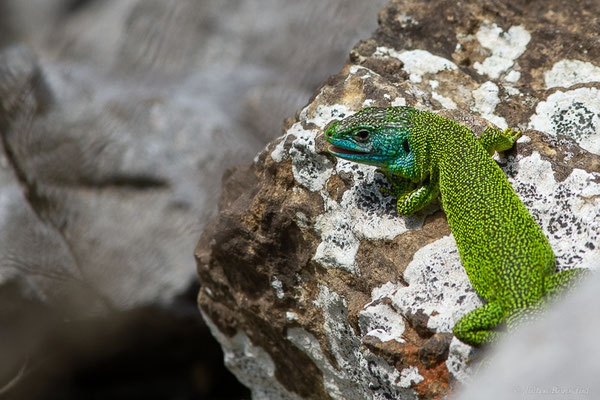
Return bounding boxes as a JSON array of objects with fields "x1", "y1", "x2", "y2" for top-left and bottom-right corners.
[{"x1": 325, "y1": 106, "x2": 419, "y2": 180}]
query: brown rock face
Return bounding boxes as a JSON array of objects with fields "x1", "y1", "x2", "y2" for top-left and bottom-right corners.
[{"x1": 197, "y1": 0, "x2": 600, "y2": 398}]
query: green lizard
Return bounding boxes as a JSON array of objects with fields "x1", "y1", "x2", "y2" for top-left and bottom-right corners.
[{"x1": 325, "y1": 106, "x2": 589, "y2": 346}]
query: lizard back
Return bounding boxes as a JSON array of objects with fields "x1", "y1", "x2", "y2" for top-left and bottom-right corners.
[{"x1": 414, "y1": 110, "x2": 555, "y2": 307}]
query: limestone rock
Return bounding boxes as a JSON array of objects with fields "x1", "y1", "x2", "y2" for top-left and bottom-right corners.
[{"x1": 197, "y1": 0, "x2": 600, "y2": 398}]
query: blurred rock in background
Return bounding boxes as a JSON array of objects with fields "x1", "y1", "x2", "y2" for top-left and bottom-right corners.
[{"x1": 0, "y1": 0, "x2": 386, "y2": 398}]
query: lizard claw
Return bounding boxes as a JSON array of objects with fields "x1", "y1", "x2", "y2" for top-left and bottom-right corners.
[
  {"x1": 503, "y1": 128, "x2": 522, "y2": 143},
  {"x1": 380, "y1": 187, "x2": 395, "y2": 197}
]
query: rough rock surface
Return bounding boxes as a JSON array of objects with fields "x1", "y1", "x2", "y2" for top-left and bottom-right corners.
[{"x1": 196, "y1": 0, "x2": 600, "y2": 398}]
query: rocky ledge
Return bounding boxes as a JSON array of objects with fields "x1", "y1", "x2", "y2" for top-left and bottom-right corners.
[{"x1": 196, "y1": 0, "x2": 600, "y2": 398}]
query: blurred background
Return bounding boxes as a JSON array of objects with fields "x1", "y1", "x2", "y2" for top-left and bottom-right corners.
[{"x1": 0, "y1": 0, "x2": 386, "y2": 398}]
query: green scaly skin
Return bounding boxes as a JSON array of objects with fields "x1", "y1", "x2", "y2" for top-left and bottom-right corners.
[{"x1": 325, "y1": 106, "x2": 589, "y2": 347}]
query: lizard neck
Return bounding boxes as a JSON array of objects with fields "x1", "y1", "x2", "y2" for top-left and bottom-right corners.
[{"x1": 410, "y1": 110, "x2": 461, "y2": 182}]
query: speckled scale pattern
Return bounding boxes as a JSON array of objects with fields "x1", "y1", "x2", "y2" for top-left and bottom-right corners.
[{"x1": 326, "y1": 106, "x2": 590, "y2": 346}]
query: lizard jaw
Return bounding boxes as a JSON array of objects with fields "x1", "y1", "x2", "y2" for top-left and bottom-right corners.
[
  {"x1": 328, "y1": 145, "x2": 369, "y2": 157},
  {"x1": 328, "y1": 144, "x2": 392, "y2": 167}
]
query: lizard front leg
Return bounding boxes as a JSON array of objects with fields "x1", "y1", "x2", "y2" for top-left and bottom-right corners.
[
  {"x1": 376, "y1": 169, "x2": 439, "y2": 215},
  {"x1": 396, "y1": 167, "x2": 440, "y2": 215},
  {"x1": 377, "y1": 169, "x2": 415, "y2": 198},
  {"x1": 478, "y1": 125, "x2": 521, "y2": 155},
  {"x1": 395, "y1": 183, "x2": 439, "y2": 215},
  {"x1": 378, "y1": 169, "x2": 439, "y2": 215}
]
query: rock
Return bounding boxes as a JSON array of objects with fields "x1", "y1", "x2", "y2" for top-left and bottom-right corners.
[
  {"x1": 196, "y1": 0, "x2": 600, "y2": 398},
  {"x1": 419, "y1": 333, "x2": 454, "y2": 369}
]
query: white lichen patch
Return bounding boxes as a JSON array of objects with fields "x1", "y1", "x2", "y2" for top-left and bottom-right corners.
[
  {"x1": 446, "y1": 337, "x2": 477, "y2": 384},
  {"x1": 288, "y1": 133, "x2": 334, "y2": 192},
  {"x1": 503, "y1": 70, "x2": 522, "y2": 96},
  {"x1": 271, "y1": 99, "x2": 353, "y2": 166},
  {"x1": 362, "y1": 98, "x2": 376, "y2": 108},
  {"x1": 545, "y1": 59, "x2": 600, "y2": 89},
  {"x1": 472, "y1": 81, "x2": 508, "y2": 129},
  {"x1": 348, "y1": 64, "x2": 377, "y2": 81},
  {"x1": 366, "y1": 239, "x2": 479, "y2": 382},
  {"x1": 271, "y1": 277, "x2": 285, "y2": 299},
  {"x1": 529, "y1": 87, "x2": 600, "y2": 155},
  {"x1": 287, "y1": 285, "x2": 418, "y2": 400},
  {"x1": 286, "y1": 312, "x2": 298, "y2": 321},
  {"x1": 270, "y1": 107, "x2": 339, "y2": 192},
  {"x1": 506, "y1": 151, "x2": 600, "y2": 270},
  {"x1": 429, "y1": 80, "x2": 457, "y2": 109},
  {"x1": 392, "y1": 97, "x2": 407, "y2": 107},
  {"x1": 359, "y1": 301, "x2": 406, "y2": 343},
  {"x1": 200, "y1": 312, "x2": 303, "y2": 400},
  {"x1": 304, "y1": 103, "x2": 354, "y2": 128},
  {"x1": 269, "y1": 136, "x2": 288, "y2": 164},
  {"x1": 399, "y1": 366, "x2": 425, "y2": 387},
  {"x1": 517, "y1": 134, "x2": 531, "y2": 144},
  {"x1": 294, "y1": 211, "x2": 310, "y2": 230},
  {"x1": 313, "y1": 205, "x2": 362, "y2": 275},
  {"x1": 432, "y1": 91, "x2": 457, "y2": 109},
  {"x1": 473, "y1": 22, "x2": 531, "y2": 79},
  {"x1": 336, "y1": 161, "x2": 429, "y2": 239},
  {"x1": 395, "y1": 13, "x2": 419, "y2": 29},
  {"x1": 504, "y1": 70, "x2": 521, "y2": 84},
  {"x1": 374, "y1": 47, "x2": 457, "y2": 83},
  {"x1": 313, "y1": 158, "x2": 432, "y2": 274},
  {"x1": 387, "y1": 236, "x2": 483, "y2": 333}
]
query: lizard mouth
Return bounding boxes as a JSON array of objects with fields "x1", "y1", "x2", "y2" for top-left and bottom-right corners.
[{"x1": 328, "y1": 145, "x2": 368, "y2": 156}]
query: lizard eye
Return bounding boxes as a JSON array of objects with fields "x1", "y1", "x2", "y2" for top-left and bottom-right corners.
[
  {"x1": 355, "y1": 129, "x2": 370, "y2": 142},
  {"x1": 402, "y1": 139, "x2": 410, "y2": 153}
]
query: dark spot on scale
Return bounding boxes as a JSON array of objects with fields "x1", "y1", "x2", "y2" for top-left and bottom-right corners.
[{"x1": 402, "y1": 139, "x2": 410, "y2": 153}]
